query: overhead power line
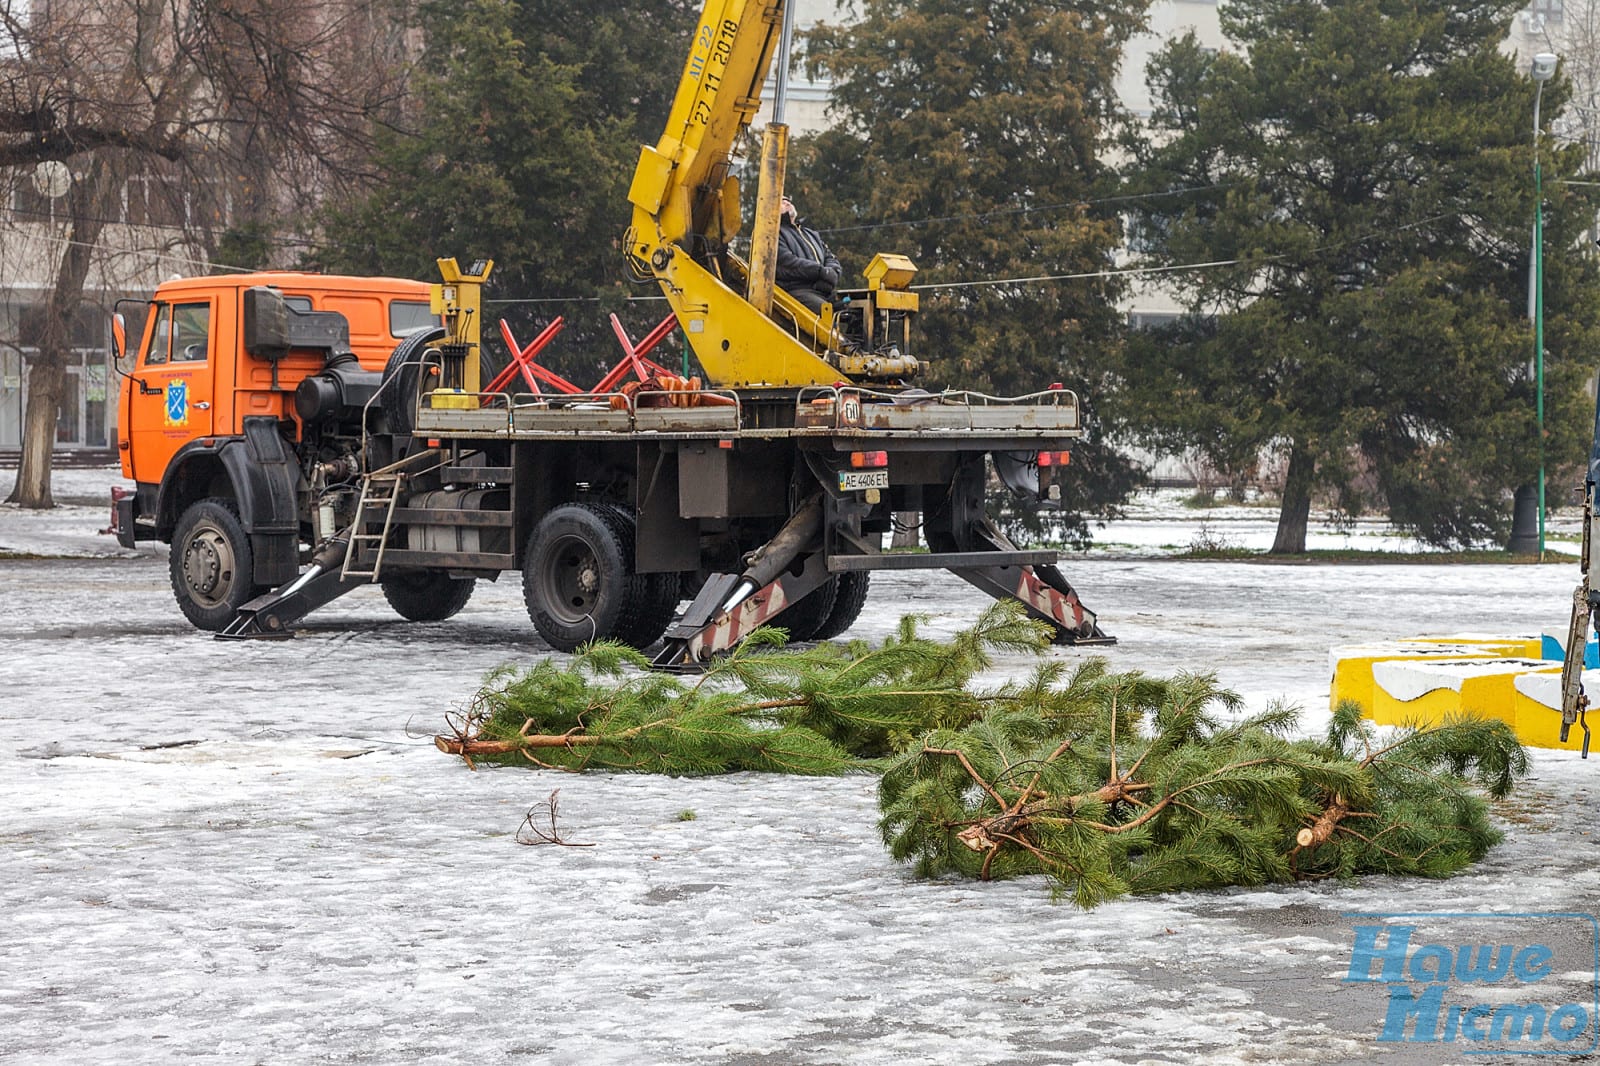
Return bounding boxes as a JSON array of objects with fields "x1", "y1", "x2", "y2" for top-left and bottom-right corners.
[
  {"x1": 912, "y1": 211, "x2": 1457, "y2": 292},
  {"x1": 814, "y1": 182, "x2": 1245, "y2": 237},
  {"x1": 21, "y1": 230, "x2": 244, "y2": 272},
  {"x1": 912, "y1": 258, "x2": 1249, "y2": 291}
]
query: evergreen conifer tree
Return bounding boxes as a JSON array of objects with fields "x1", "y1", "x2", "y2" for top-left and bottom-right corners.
[
  {"x1": 795, "y1": 0, "x2": 1151, "y2": 542},
  {"x1": 1122, "y1": 0, "x2": 1600, "y2": 550}
]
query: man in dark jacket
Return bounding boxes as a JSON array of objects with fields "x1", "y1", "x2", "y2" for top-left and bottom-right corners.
[{"x1": 775, "y1": 196, "x2": 842, "y2": 314}]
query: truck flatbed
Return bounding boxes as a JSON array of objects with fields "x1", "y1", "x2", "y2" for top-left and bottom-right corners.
[{"x1": 413, "y1": 386, "x2": 1082, "y2": 444}]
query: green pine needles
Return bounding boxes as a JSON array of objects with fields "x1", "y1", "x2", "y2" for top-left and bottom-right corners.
[
  {"x1": 434, "y1": 603, "x2": 1046, "y2": 773},
  {"x1": 436, "y1": 603, "x2": 1529, "y2": 908},
  {"x1": 880, "y1": 677, "x2": 1526, "y2": 909}
]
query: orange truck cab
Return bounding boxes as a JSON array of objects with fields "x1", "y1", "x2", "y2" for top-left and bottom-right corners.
[{"x1": 113, "y1": 272, "x2": 436, "y2": 627}]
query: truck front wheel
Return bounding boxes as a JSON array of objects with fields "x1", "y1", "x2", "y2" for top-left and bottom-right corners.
[
  {"x1": 522, "y1": 504, "x2": 650, "y2": 652},
  {"x1": 382, "y1": 571, "x2": 476, "y2": 622},
  {"x1": 170, "y1": 498, "x2": 261, "y2": 632}
]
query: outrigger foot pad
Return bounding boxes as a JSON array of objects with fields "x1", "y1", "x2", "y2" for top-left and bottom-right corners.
[
  {"x1": 216, "y1": 597, "x2": 299, "y2": 640},
  {"x1": 215, "y1": 550, "x2": 364, "y2": 641}
]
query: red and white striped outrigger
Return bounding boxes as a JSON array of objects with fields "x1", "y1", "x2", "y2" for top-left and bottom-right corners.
[{"x1": 652, "y1": 495, "x2": 1111, "y2": 669}]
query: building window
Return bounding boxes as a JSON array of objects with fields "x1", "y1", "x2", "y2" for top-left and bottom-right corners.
[
  {"x1": 1129, "y1": 311, "x2": 1181, "y2": 331},
  {"x1": 12, "y1": 174, "x2": 67, "y2": 224},
  {"x1": 126, "y1": 168, "x2": 186, "y2": 228},
  {"x1": 3, "y1": 297, "x2": 114, "y2": 450},
  {"x1": 122, "y1": 163, "x2": 229, "y2": 230}
]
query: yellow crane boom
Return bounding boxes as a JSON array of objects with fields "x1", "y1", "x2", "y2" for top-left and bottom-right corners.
[{"x1": 625, "y1": 0, "x2": 920, "y2": 387}]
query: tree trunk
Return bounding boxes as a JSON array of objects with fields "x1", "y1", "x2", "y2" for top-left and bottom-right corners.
[
  {"x1": 1506, "y1": 483, "x2": 1539, "y2": 555},
  {"x1": 890, "y1": 511, "x2": 919, "y2": 549},
  {"x1": 1270, "y1": 441, "x2": 1315, "y2": 554},
  {"x1": 7, "y1": 355, "x2": 67, "y2": 508},
  {"x1": 6, "y1": 154, "x2": 120, "y2": 509}
]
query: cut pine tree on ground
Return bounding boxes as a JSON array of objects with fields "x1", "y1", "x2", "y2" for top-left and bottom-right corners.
[{"x1": 436, "y1": 604, "x2": 1530, "y2": 908}]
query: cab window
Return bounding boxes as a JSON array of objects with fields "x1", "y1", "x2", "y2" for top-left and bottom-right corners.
[
  {"x1": 171, "y1": 303, "x2": 211, "y2": 362},
  {"x1": 391, "y1": 300, "x2": 439, "y2": 338},
  {"x1": 142, "y1": 304, "x2": 172, "y2": 366},
  {"x1": 141, "y1": 302, "x2": 211, "y2": 365}
]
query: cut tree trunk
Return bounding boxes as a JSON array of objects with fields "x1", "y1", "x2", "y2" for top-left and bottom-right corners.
[
  {"x1": 1270, "y1": 441, "x2": 1315, "y2": 554},
  {"x1": 6, "y1": 154, "x2": 120, "y2": 509}
]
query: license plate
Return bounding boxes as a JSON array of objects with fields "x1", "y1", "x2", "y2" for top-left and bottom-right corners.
[{"x1": 838, "y1": 469, "x2": 889, "y2": 491}]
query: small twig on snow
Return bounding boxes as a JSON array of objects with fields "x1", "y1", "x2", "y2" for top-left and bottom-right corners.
[{"x1": 515, "y1": 789, "x2": 594, "y2": 847}]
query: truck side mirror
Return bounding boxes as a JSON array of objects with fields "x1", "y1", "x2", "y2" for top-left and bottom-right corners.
[
  {"x1": 243, "y1": 286, "x2": 291, "y2": 359},
  {"x1": 112, "y1": 312, "x2": 127, "y2": 361}
]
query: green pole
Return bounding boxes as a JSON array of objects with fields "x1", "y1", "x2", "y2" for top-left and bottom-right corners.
[
  {"x1": 1535, "y1": 150, "x2": 1547, "y2": 559},
  {"x1": 1528, "y1": 56, "x2": 1556, "y2": 560}
]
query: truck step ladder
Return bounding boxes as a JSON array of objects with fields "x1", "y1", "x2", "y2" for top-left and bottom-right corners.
[{"x1": 341, "y1": 473, "x2": 405, "y2": 582}]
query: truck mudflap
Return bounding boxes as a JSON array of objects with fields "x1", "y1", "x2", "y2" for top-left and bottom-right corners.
[
  {"x1": 107, "y1": 487, "x2": 138, "y2": 549},
  {"x1": 157, "y1": 422, "x2": 301, "y2": 586}
]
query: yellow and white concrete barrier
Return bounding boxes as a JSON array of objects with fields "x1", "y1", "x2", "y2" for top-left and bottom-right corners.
[{"x1": 1329, "y1": 634, "x2": 1580, "y2": 749}]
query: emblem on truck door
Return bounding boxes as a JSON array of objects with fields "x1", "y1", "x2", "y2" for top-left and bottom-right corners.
[{"x1": 165, "y1": 379, "x2": 188, "y2": 427}]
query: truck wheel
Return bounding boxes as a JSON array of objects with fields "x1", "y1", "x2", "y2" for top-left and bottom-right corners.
[
  {"x1": 523, "y1": 503, "x2": 650, "y2": 652},
  {"x1": 628, "y1": 573, "x2": 682, "y2": 649},
  {"x1": 381, "y1": 571, "x2": 476, "y2": 622},
  {"x1": 596, "y1": 505, "x2": 680, "y2": 650},
  {"x1": 779, "y1": 575, "x2": 838, "y2": 643},
  {"x1": 813, "y1": 571, "x2": 871, "y2": 641},
  {"x1": 170, "y1": 498, "x2": 261, "y2": 632}
]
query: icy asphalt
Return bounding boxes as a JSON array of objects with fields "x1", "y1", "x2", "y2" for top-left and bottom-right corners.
[{"x1": 2, "y1": 470, "x2": 1598, "y2": 1065}]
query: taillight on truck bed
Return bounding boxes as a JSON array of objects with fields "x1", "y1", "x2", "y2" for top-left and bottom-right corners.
[
  {"x1": 1036, "y1": 451, "x2": 1070, "y2": 467},
  {"x1": 849, "y1": 450, "x2": 888, "y2": 468}
]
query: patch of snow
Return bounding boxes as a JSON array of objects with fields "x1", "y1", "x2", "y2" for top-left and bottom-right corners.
[
  {"x1": 1371, "y1": 657, "x2": 1555, "y2": 701},
  {"x1": 0, "y1": 464, "x2": 144, "y2": 559},
  {"x1": 0, "y1": 474, "x2": 1591, "y2": 1063}
]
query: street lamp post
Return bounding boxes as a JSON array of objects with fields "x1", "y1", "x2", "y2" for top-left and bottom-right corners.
[{"x1": 1532, "y1": 51, "x2": 1558, "y2": 559}]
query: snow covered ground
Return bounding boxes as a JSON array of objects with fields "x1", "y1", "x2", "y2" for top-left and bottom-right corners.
[
  {"x1": 0, "y1": 466, "x2": 138, "y2": 559},
  {"x1": 2, "y1": 467, "x2": 1597, "y2": 1064}
]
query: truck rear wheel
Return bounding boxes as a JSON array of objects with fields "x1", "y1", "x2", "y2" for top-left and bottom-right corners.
[
  {"x1": 596, "y1": 505, "x2": 679, "y2": 650},
  {"x1": 382, "y1": 571, "x2": 476, "y2": 622},
  {"x1": 779, "y1": 576, "x2": 838, "y2": 642},
  {"x1": 813, "y1": 571, "x2": 871, "y2": 641},
  {"x1": 623, "y1": 573, "x2": 680, "y2": 649},
  {"x1": 523, "y1": 503, "x2": 652, "y2": 652},
  {"x1": 170, "y1": 497, "x2": 262, "y2": 632}
]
